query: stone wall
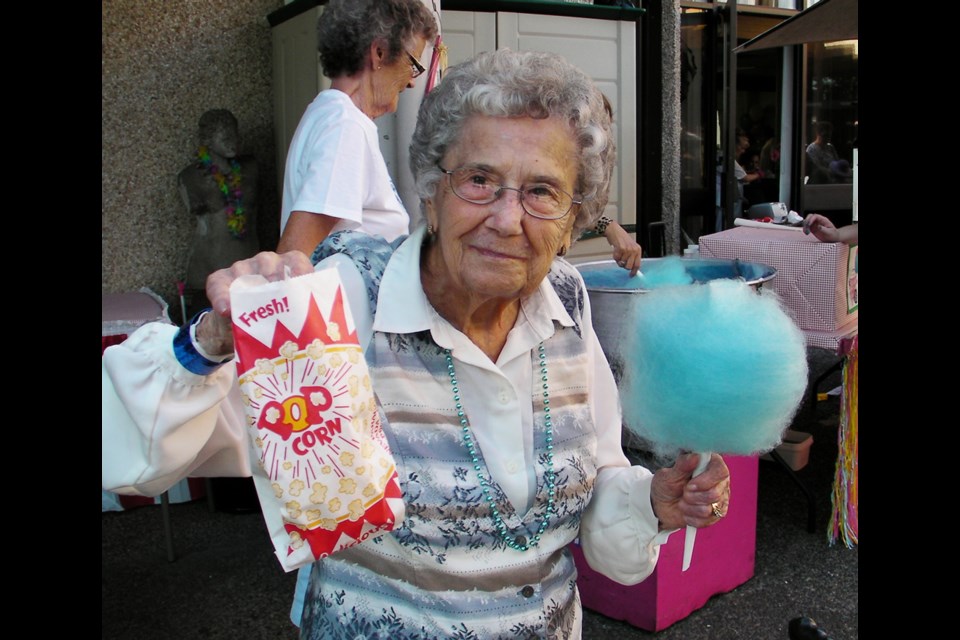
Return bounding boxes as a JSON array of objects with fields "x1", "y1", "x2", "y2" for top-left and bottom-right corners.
[{"x1": 102, "y1": 0, "x2": 283, "y2": 311}]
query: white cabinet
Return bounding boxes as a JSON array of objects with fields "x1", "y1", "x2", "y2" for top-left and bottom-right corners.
[
  {"x1": 271, "y1": 5, "x2": 329, "y2": 196},
  {"x1": 443, "y1": 10, "x2": 638, "y2": 261}
]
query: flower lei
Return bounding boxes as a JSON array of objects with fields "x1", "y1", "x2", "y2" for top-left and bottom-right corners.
[{"x1": 197, "y1": 145, "x2": 246, "y2": 238}]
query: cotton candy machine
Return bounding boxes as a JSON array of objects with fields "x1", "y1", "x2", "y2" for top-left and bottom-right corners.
[{"x1": 576, "y1": 258, "x2": 776, "y2": 384}]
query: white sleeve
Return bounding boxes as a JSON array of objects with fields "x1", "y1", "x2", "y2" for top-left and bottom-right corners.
[
  {"x1": 577, "y1": 285, "x2": 677, "y2": 585},
  {"x1": 101, "y1": 258, "x2": 373, "y2": 498},
  {"x1": 101, "y1": 322, "x2": 251, "y2": 497}
]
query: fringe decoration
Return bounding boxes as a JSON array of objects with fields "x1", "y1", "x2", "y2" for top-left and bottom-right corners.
[{"x1": 829, "y1": 334, "x2": 858, "y2": 547}]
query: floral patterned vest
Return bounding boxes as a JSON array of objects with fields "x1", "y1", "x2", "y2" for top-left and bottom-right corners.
[{"x1": 301, "y1": 232, "x2": 599, "y2": 640}]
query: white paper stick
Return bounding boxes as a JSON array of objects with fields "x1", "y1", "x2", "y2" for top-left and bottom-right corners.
[
  {"x1": 682, "y1": 451, "x2": 712, "y2": 572},
  {"x1": 733, "y1": 218, "x2": 804, "y2": 231}
]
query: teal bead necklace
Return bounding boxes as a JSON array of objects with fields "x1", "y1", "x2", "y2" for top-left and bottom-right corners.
[{"x1": 443, "y1": 342, "x2": 556, "y2": 552}]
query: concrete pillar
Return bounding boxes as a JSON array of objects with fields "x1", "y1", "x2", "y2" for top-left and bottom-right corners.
[{"x1": 660, "y1": 0, "x2": 682, "y2": 254}]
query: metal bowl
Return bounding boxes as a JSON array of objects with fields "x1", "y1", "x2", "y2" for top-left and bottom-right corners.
[{"x1": 576, "y1": 258, "x2": 777, "y2": 384}]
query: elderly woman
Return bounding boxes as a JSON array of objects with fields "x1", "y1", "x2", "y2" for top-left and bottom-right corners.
[
  {"x1": 276, "y1": 0, "x2": 437, "y2": 255},
  {"x1": 103, "y1": 50, "x2": 729, "y2": 638}
]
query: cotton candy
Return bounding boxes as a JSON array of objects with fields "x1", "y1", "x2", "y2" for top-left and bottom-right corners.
[
  {"x1": 619, "y1": 279, "x2": 807, "y2": 457},
  {"x1": 636, "y1": 256, "x2": 694, "y2": 289},
  {"x1": 580, "y1": 256, "x2": 694, "y2": 291}
]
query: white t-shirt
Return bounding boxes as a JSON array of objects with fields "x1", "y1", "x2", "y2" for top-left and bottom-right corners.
[{"x1": 280, "y1": 90, "x2": 409, "y2": 241}]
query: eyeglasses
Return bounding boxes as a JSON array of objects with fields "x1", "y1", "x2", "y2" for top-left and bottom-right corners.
[
  {"x1": 406, "y1": 50, "x2": 426, "y2": 79},
  {"x1": 439, "y1": 165, "x2": 582, "y2": 220}
]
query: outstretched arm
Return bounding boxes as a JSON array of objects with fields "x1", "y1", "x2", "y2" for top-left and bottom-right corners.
[
  {"x1": 603, "y1": 219, "x2": 643, "y2": 276},
  {"x1": 803, "y1": 214, "x2": 858, "y2": 245}
]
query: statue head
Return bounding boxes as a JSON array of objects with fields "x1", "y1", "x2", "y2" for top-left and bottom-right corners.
[{"x1": 198, "y1": 109, "x2": 240, "y2": 159}]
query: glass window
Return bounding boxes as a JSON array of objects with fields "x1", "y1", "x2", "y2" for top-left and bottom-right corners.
[{"x1": 801, "y1": 39, "x2": 857, "y2": 218}]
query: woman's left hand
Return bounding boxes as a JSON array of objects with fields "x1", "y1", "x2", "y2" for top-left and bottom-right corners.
[
  {"x1": 605, "y1": 221, "x2": 643, "y2": 276},
  {"x1": 650, "y1": 453, "x2": 731, "y2": 530}
]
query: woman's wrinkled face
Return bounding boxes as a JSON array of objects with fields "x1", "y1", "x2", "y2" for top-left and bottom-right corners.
[
  {"x1": 425, "y1": 115, "x2": 579, "y2": 305},
  {"x1": 370, "y1": 37, "x2": 427, "y2": 118}
]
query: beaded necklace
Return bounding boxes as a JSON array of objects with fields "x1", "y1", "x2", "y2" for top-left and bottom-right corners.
[
  {"x1": 443, "y1": 343, "x2": 556, "y2": 552},
  {"x1": 197, "y1": 145, "x2": 247, "y2": 238}
]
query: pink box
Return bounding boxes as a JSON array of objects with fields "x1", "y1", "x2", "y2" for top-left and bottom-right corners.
[
  {"x1": 699, "y1": 227, "x2": 858, "y2": 332},
  {"x1": 572, "y1": 455, "x2": 758, "y2": 632}
]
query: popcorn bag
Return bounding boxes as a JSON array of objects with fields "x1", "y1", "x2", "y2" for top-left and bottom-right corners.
[{"x1": 229, "y1": 268, "x2": 404, "y2": 572}]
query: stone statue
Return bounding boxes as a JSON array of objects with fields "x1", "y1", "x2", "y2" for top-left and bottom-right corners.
[{"x1": 178, "y1": 109, "x2": 259, "y2": 315}]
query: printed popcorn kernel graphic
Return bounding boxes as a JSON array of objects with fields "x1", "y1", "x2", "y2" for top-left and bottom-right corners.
[
  {"x1": 264, "y1": 406, "x2": 282, "y2": 426},
  {"x1": 306, "y1": 339, "x2": 326, "y2": 360},
  {"x1": 327, "y1": 321, "x2": 341, "y2": 341},
  {"x1": 287, "y1": 500, "x2": 303, "y2": 519},
  {"x1": 289, "y1": 479, "x2": 305, "y2": 496},
  {"x1": 279, "y1": 340, "x2": 299, "y2": 360},
  {"x1": 349, "y1": 375, "x2": 359, "y2": 397},
  {"x1": 256, "y1": 358, "x2": 275, "y2": 375},
  {"x1": 310, "y1": 483, "x2": 328, "y2": 503},
  {"x1": 309, "y1": 389, "x2": 331, "y2": 408},
  {"x1": 289, "y1": 530, "x2": 305, "y2": 549},
  {"x1": 318, "y1": 518, "x2": 338, "y2": 531},
  {"x1": 339, "y1": 478, "x2": 357, "y2": 495},
  {"x1": 347, "y1": 499, "x2": 365, "y2": 520}
]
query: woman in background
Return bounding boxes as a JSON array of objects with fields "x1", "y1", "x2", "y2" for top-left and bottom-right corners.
[{"x1": 275, "y1": 0, "x2": 437, "y2": 256}]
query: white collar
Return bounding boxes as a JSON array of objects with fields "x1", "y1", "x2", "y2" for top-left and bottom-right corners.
[{"x1": 373, "y1": 225, "x2": 575, "y2": 351}]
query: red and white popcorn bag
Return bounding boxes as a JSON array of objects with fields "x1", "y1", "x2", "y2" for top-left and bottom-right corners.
[{"x1": 229, "y1": 268, "x2": 404, "y2": 572}]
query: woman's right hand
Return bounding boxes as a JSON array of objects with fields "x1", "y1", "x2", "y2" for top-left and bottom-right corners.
[
  {"x1": 650, "y1": 453, "x2": 730, "y2": 531},
  {"x1": 802, "y1": 214, "x2": 839, "y2": 242},
  {"x1": 605, "y1": 221, "x2": 643, "y2": 277},
  {"x1": 199, "y1": 251, "x2": 315, "y2": 355}
]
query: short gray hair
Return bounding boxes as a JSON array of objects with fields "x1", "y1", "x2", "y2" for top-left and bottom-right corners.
[
  {"x1": 410, "y1": 49, "x2": 616, "y2": 238},
  {"x1": 317, "y1": 0, "x2": 438, "y2": 78}
]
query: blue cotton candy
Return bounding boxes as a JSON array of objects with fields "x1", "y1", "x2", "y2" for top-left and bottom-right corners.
[
  {"x1": 637, "y1": 256, "x2": 694, "y2": 289},
  {"x1": 580, "y1": 267, "x2": 647, "y2": 290},
  {"x1": 620, "y1": 279, "x2": 808, "y2": 457},
  {"x1": 580, "y1": 256, "x2": 695, "y2": 291}
]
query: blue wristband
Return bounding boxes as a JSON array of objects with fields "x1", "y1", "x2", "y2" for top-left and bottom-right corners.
[{"x1": 173, "y1": 309, "x2": 229, "y2": 375}]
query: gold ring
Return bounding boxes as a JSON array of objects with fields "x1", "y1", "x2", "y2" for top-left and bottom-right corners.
[{"x1": 711, "y1": 502, "x2": 724, "y2": 519}]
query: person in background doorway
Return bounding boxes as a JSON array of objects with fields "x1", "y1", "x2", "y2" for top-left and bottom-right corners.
[
  {"x1": 805, "y1": 122, "x2": 840, "y2": 184},
  {"x1": 734, "y1": 129, "x2": 762, "y2": 218}
]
